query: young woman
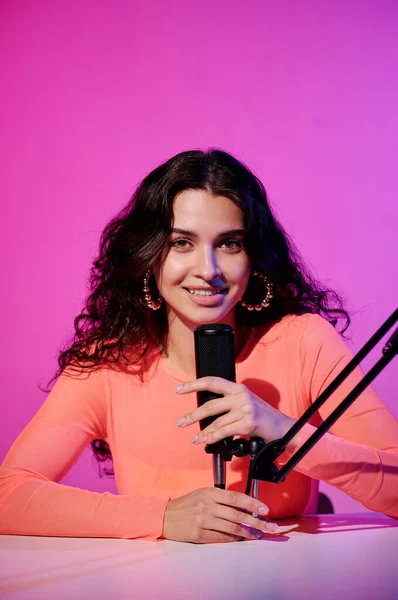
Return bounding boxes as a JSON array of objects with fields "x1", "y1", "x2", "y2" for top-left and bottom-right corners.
[{"x1": 1, "y1": 150, "x2": 397, "y2": 543}]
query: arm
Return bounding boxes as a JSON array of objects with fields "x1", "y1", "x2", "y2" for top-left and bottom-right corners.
[
  {"x1": 290, "y1": 314, "x2": 398, "y2": 517},
  {"x1": 173, "y1": 314, "x2": 398, "y2": 517},
  {"x1": 0, "y1": 367, "x2": 169, "y2": 539}
]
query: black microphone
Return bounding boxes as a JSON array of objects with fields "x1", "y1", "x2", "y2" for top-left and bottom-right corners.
[{"x1": 194, "y1": 324, "x2": 236, "y2": 489}]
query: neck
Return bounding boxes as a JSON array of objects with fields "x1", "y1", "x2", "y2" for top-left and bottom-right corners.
[{"x1": 163, "y1": 312, "x2": 249, "y2": 377}]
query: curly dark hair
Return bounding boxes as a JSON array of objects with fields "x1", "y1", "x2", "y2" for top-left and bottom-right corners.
[{"x1": 52, "y1": 148, "x2": 350, "y2": 476}]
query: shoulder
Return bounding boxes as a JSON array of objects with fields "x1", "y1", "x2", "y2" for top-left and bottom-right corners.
[
  {"x1": 254, "y1": 312, "x2": 338, "y2": 345},
  {"x1": 298, "y1": 313, "x2": 348, "y2": 354},
  {"x1": 51, "y1": 365, "x2": 109, "y2": 406},
  {"x1": 251, "y1": 313, "x2": 348, "y2": 362},
  {"x1": 62, "y1": 342, "x2": 159, "y2": 383}
]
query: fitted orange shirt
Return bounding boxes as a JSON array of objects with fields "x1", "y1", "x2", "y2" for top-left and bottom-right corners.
[{"x1": 1, "y1": 314, "x2": 397, "y2": 540}]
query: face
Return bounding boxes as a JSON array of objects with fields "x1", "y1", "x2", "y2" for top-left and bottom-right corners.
[{"x1": 155, "y1": 189, "x2": 251, "y2": 331}]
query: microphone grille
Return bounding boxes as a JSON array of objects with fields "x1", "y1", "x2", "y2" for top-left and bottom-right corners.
[{"x1": 194, "y1": 324, "x2": 236, "y2": 381}]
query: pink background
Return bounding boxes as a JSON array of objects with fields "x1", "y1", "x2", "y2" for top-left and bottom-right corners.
[{"x1": 1, "y1": 0, "x2": 397, "y2": 513}]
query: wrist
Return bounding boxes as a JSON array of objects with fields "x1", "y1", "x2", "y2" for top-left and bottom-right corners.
[
  {"x1": 272, "y1": 415, "x2": 301, "y2": 452},
  {"x1": 160, "y1": 499, "x2": 172, "y2": 539},
  {"x1": 283, "y1": 416, "x2": 301, "y2": 452}
]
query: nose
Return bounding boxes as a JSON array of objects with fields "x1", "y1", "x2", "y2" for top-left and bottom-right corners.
[{"x1": 195, "y1": 246, "x2": 222, "y2": 281}]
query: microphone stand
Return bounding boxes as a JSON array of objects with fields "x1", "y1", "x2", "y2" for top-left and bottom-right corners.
[{"x1": 207, "y1": 308, "x2": 398, "y2": 497}]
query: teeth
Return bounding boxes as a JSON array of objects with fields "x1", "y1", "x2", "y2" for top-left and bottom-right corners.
[{"x1": 188, "y1": 289, "x2": 223, "y2": 296}]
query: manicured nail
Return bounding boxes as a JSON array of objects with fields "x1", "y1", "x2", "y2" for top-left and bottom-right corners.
[
  {"x1": 190, "y1": 434, "x2": 199, "y2": 443},
  {"x1": 258, "y1": 506, "x2": 269, "y2": 515},
  {"x1": 176, "y1": 417, "x2": 186, "y2": 427},
  {"x1": 174, "y1": 384, "x2": 183, "y2": 393},
  {"x1": 242, "y1": 525, "x2": 264, "y2": 540},
  {"x1": 266, "y1": 522, "x2": 278, "y2": 533}
]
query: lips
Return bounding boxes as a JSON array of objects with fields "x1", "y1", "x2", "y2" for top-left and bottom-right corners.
[
  {"x1": 185, "y1": 288, "x2": 227, "y2": 296},
  {"x1": 183, "y1": 287, "x2": 228, "y2": 306}
]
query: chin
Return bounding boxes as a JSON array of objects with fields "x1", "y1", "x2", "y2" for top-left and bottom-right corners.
[{"x1": 186, "y1": 307, "x2": 236, "y2": 328}]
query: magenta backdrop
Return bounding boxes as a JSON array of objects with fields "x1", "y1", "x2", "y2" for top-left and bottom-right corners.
[{"x1": 1, "y1": 0, "x2": 397, "y2": 513}]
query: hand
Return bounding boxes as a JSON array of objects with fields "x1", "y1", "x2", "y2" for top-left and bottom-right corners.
[
  {"x1": 162, "y1": 487, "x2": 278, "y2": 543},
  {"x1": 175, "y1": 377, "x2": 298, "y2": 448}
]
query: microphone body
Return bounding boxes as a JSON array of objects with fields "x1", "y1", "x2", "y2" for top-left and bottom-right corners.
[{"x1": 194, "y1": 324, "x2": 236, "y2": 489}]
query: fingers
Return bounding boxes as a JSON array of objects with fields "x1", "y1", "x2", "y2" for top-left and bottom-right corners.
[
  {"x1": 175, "y1": 377, "x2": 243, "y2": 396},
  {"x1": 200, "y1": 512, "x2": 278, "y2": 540},
  {"x1": 192, "y1": 411, "x2": 240, "y2": 443},
  {"x1": 175, "y1": 379, "x2": 250, "y2": 436},
  {"x1": 213, "y1": 488, "x2": 269, "y2": 517},
  {"x1": 191, "y1": 421, "x2": 242, "y2": 445},
  {"x1": 201, "y1": 515, "x2": 262, "y2": 540},
  {"x1": 194, "y1": 530, "x2": 244, "y2": 543},
  {"x1": 177, "y1": 396, "x2": 233, "y2": 428},
  {"x1": 209, "y1": 489, "x2": 278, "y2": 538},
  {"x1": 213, "y1": 504, "x2": 278, "y2": 535},
  {"x1": 162, "y1": 487, "x2": 276, "y2": 544}
]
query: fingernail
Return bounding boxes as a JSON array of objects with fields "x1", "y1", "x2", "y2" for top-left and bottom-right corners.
[
  {"x1": 190, "y1": 434, "x2": 199, "y2": 443},
  {"x1": 258, "y1": 506, "x2": 269, "y2": 515},
  {"x1": 266, "y1": 522, "x2": 278, "y2": 533},
  {"x1": 176, "y1": 417, "x2": 186, "y2": 427},
  {"x1": 174, "y1": 385, "x2": 183, "y2": 393}
]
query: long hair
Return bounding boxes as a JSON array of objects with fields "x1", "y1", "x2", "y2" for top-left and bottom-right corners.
[{"x1": 53, "y1": 149, "x2": 350, "y2": 475}]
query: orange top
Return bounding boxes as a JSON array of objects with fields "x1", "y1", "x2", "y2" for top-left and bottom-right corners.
[{"x1": 1, "y1": 314, "x2": 397, "y2": 540}]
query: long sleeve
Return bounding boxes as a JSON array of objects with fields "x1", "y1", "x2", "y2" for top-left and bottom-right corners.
[
  {"x1": 286, "y1": 315, "x2": 398, "y2": 517},
  {"x1": 0, "y1": 367, "x2": 169, "y2": 539}
]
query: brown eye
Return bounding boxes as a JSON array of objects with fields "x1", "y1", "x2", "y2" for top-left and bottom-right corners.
[
  {"x1": 170, "y1": 238, "x2": 192, "y2": 250},
  {"x1": 221, "y1": 240, "x2": 243, "y2": 251}
]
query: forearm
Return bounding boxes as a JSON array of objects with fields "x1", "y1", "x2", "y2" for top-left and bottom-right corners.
[
  {"x1": 282, "y1": 423, "x2": 398, "y2": 518},
  {"x1": 0, "y1": 466, "x2": 170, "y2": 540}
]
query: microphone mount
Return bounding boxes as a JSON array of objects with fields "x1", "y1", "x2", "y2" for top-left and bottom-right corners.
[{"x1": 204, "y1": 308, "x2": 398, "y2": 497}]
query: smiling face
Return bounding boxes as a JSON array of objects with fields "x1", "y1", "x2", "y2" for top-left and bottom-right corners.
[{"x1": 155, "y1": 189, "x2": 251, "y2": 332}]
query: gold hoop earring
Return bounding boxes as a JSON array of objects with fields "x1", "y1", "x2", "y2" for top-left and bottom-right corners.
[
  {"x1": 240, "y1": 269, "x2": 273, "y2": 311},
  {"x1": 143, "y1": 270, "x2": 163, "y2": 310}
]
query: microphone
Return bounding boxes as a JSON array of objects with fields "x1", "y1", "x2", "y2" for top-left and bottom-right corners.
[
  {"x1": 194, "y1": 324, "x2": 236, "y2": 489},
  {"x1": 193, "y1": 310, "x2": 397, "y2": 497}
]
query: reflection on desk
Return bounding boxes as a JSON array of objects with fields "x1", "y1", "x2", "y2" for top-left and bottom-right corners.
[{"x1": 0, "y1": 513, "x2": 397, "y2": 600}]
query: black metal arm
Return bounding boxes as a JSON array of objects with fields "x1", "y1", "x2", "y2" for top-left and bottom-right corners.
[{"x1": 244, "y1": 308, "x2": 398, "y2": 493}]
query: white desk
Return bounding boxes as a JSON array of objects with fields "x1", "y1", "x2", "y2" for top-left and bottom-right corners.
[{"x1": 1, "y1": 514, "x2": 397, "y2": 600}]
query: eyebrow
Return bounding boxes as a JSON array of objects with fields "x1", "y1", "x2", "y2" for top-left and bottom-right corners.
[{"x1": 170, "y1": 228, "x2": 245, "y2": 238}]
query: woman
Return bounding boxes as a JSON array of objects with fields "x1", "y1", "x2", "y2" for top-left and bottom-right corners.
[{"x1": 1, "y1": 149, "x2": 397, "y2": 543}]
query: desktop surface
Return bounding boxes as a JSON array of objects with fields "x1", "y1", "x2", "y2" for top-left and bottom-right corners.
[{"x1": 1, "y1": 513, "x2": 397, "y2": 600}]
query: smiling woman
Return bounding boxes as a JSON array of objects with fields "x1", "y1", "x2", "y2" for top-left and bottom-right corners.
[
  {"x1": 1, "y1": 149, "x2": 397, "y2": 544},
  {"x1": 156, "y1": 189, "x2": 251, "y2": 373}
]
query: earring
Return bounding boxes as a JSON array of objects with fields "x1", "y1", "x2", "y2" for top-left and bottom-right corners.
[
  {"x1": 240, "y1": 269, "x2": 273, "y2": 311},
  {"x1": 143, "y1": 270, "x2": 163, "y2": 310}
]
